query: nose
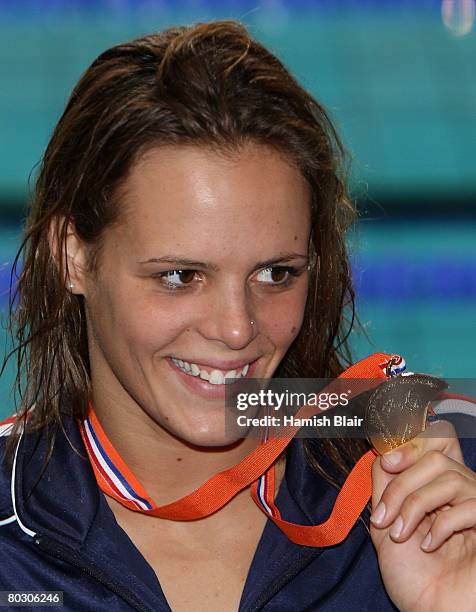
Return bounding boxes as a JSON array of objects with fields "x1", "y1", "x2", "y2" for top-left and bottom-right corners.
[{"x1": 199, "y1": 286, "x2": 257, "y2": 350}]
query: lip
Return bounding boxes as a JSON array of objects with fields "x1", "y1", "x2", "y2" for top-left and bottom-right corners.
[
  {"x1": 166, "y1": 356, "x2": 260, "y2": 400},
  {"x1": 169, "y1": 357, "x2": 258, "y2": 372}
]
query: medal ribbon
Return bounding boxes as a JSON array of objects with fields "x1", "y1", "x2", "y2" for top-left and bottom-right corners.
[{"x1": 79, "y1": 352, "x2": 400, "y2": 547}]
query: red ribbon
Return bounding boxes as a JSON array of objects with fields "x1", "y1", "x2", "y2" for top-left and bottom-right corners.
[{"x1": 80, "y1": 352, "x2": 394, "y2": 547}]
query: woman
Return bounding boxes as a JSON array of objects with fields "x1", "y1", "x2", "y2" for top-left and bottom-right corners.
[{"x1": 1, "y1": 20, "x2": 475, "y2": 611}]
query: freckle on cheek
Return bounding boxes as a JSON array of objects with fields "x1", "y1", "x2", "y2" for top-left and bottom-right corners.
[
  {"x1": 291, "y1": 326, "x2": 296, "y2": 333},
  {"x1": 294, "y1": 235, "x2": 298, "y2": 241},
  {"x1": 176, "y1": 457, "x2": 183, "y2": 462}
]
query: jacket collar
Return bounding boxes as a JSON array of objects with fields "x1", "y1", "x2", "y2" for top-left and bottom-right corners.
[
  {"x1": 12, "y1": 414, "x2": 343, "y2": 548},
  {"x1": 9, "y1": 415, "x2": 368, "y2": 610},
  {"x1": 13, "y1": 416, "x2": 101, "y2": 548}
]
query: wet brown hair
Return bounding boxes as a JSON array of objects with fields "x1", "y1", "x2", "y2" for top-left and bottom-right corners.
[{"x1": 3, "y1": 20, "x2": 369, "y2": 485}]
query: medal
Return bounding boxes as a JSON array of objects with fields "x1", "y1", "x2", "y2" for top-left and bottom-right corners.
[
  {"x1": 365, "y1": 373, "x2": 448, "y2": 454},
  {"x1": 80, "y1": 353, "x2": 449, "y2": 547}
]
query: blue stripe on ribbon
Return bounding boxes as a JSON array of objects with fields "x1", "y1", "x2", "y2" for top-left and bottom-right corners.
[{"x1": 85, "y1": 418, "x2": 153, "y2": 510}]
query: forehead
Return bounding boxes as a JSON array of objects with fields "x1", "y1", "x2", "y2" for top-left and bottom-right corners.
[{"x1": 111, "y1": 142, "x2": 311, "y2": 257}]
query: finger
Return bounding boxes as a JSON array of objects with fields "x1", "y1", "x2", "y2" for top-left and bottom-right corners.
[
  {"x1": 370, "y1": 451, "x2": 476, "y2": 528},
  {"x1": 371, "y1": 455, "x2": 397, "y2": 527},
  {"x1": 379, "y1": 420, "x2": 464, "y2": 474},
  {"x1": 420, "y1": 498, "x2": 476, "y2": 552},
  {"x1": 385, "y1": 469, "x2": 476, "y2": 542}
]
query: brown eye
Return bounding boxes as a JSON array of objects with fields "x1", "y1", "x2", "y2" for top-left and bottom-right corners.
[
  {"x1": 176, "y1": 270, "x2": 195, "y2": 284},
  {"x1": 270, "y1": 268, "x2": 288, "y2": 282},
  {"x1": 255, "y1": 266, "x2": 292, "y2": 285},
  {"x1": 271, "y1": 268, "x2": 289, "y2": 283},
  {"x1": 158, "y1": 269, "x2": 197, "y2": 289}
]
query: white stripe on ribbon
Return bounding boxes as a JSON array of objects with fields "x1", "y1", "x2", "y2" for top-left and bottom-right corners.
[
  {"x1": 256, "y1": 403, "x2": 274, "y2": 516},
  {"x1": 258, "y1": 474, "x2": 273, "y2": 516},
  {"x1": 83, "y1": 420, "x2": 149, "y2": 511}
]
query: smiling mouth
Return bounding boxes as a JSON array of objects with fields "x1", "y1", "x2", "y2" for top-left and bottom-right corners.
[{"x1": 170, "y1": 357, "x2": 252, "y2": 385}]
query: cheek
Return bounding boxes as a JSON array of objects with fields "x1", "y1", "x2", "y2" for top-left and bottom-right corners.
[
  {"x1": 118, "y1": 297, "x2": 188, "y2": 354},
  {"x1": 87, "y1": 280, "x2": 189, "y2": 356},
  {"x1": 260, "y1": 288, "x2": 308, "y2": 348}
]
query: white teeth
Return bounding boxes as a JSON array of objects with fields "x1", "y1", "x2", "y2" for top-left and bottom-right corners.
[
  {"x1": 209, "y1": 370, "x2": 225, "y2": 385},
  {"x1": 224, "y1": 370, "x2": 239, "y2": 385},
  {"x1": 171, "y1": 357, "x2": 251, "y2": 384}
]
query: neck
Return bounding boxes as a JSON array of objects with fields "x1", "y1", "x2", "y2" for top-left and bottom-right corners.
[{"x1": 89, "y1": 389, "x2": 262, "y2": 506}]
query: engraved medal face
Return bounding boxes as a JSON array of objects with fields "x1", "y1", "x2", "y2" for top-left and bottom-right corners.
[{"x1": 365, "y1": 374, "x2": 448, "y2": 454}]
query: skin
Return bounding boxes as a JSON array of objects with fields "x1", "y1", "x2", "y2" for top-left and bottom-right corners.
[
  {"x1": 65, "y1": 142, "x2": 311, "y2": 502},
  {"x1": 371, "y1": 422, "x2": 476, "y2": 611},
  {"x1": 62, "y1": 141, "x2": 476, "y2": 610}
]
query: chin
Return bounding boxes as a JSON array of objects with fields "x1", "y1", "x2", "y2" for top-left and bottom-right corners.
[{"x1": 166, "y1": 420, "x2": 248, "y2": 449}]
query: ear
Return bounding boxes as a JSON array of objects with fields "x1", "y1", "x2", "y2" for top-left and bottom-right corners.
[{"x1": 48, "y1": 216, "x2": 90, "y2": 295}]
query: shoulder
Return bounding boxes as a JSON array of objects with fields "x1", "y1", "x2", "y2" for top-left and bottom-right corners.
[
  {"x1": 432, "y1": 392, "x2": 476, "y2": 418},
  {"x1": 0, "y1": 414, "x2": 16, "y2": 437},
  {"x1": 431, "y1": 393, "x2": 476, "y2": 469},
  {"x1": 0, "y1": 414, "x2": 17, "y2": 522}
]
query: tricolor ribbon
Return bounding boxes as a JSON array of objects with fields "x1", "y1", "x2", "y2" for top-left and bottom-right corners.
[{"x1": 78, "y1": 352, "x2": 400, "y2": 547}]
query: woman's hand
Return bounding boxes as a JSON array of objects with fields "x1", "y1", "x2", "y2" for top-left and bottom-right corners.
[{"x1": 370, "y1": 420, "x2": 476, "y2": 612}]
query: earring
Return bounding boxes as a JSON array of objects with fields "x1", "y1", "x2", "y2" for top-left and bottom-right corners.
[
  {"x1": 250, "y1": 320, "x2": 255, "y2": 326},
  {"x1": 68, "y1": 282, "x2": 75, "y2": 290}
]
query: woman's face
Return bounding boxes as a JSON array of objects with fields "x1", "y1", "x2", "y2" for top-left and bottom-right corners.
[{"x1": 75, "y1": 142, "x2": 311, "y2": 446}]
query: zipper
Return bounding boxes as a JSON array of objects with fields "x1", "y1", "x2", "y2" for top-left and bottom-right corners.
[
  {"x1": 246, "y1": 515, "x2": 373, "y2": 611},
  {"x1": 34, "y1": 534, "x2": 151, "y2": 612},
  {"x1": 246, "y1": 547, "x2": 324, "y2": 611}
]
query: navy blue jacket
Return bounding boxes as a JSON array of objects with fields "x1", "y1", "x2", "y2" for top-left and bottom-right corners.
[{"x1": 1, "y1": 399, "x2": 475, "y2": 611}]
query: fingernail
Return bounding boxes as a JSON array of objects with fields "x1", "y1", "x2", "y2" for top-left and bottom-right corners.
[
  {"x1": 421, "y1": 532, "x2": 432, "y2": 550},
  {"x1": 390, "y1": 515, "x2": 404, "y2": 539},
  {"x1": 370, "y1": 501, "x2": 386, "y2": 525},
  {"x1": 382, "y1": 451, "x2": 402, "y2": 466}
]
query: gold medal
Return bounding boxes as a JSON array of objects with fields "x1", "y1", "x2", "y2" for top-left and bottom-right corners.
[{"x1": 365, "y1": 373, "x2": 448, "y2": 454}]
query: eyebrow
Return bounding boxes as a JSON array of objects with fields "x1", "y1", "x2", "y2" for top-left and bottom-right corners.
[{"x1": 138, "y1": 253, "x2": 309, "y2": 271}]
